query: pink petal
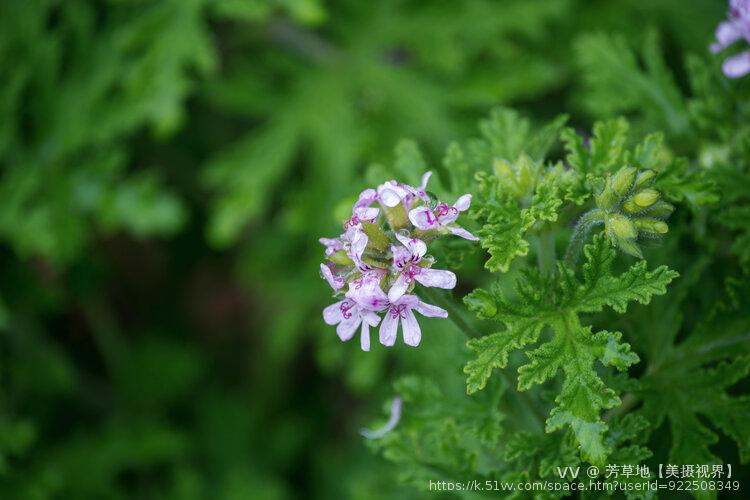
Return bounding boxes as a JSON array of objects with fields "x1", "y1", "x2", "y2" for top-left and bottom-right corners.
[
  {"x1": 392, "y1": 294, "x2": 419, "y2": 307},
  {"x1": 347, "y1": 228, "x2": 369, "y2": 262},
  {"x1": 419, "y1": 171, "x2": 432, "y2": 191},
  {"x1": 362, "y1": 310, "x2": 382, "y2": 326},
  {"x1": 347, "y1": 273, "x2": 389, "y2": 311},
  {"x1": 323, "y1": 300, "x2": 345, "y2": 325},
  {"x1": 360, "y1": 396, "x2": 402, "y2": 439},
  {"x1": 391, "y1": 244, "x2": 412, "y2": 266},
  {"x1": 387, "y1": 273, "x2": 409, "y2": 303},
  {"x1": 414, "y1": 299, "x2": 448, "y2": 318},
  {"x1": 723, "y1": 51, "x2": 750, "y2": 78},
  {"x1": 354, "y1": 206, "x2": 379, "y2": 221},
  {"x1": 355, "y1": 188, "x2": 378, "y2": 208},
  {"x1": 401, "y1": 309, "x2": 421, "y2": 347},
  {"x1": 320, "y1": 263, "x2": 344, "y2": 290},
  {"x1": 378, "y1": 188, "x2": 402, "y2": 207},
  {"x1": 453, "y1": 194, "x2": 472, "y2": 212},
  {"x1": 360, "y1": 322, "x2": 371, "y2": 351},
  {"x1": 337, "y1": 314, "x2": 362, "y2": 341},
  {"x1": 447, "y1": 225, "x2": 479, "y2": 241},
  {"x1": 712, "y1": 21, "x2": 743, "y2": 53},
  {"x1": 379, "y1": 311, "x2": 398, "y2": 346},
  {"x1": 414, "y1": 268, "x2": 456, "y2": 289},
  {"x1": 394, "y1": 232, "x2": 427, "y2": 258},
  {"x1": 408, "y1": 206, "x2": 436, "y2": 229}
]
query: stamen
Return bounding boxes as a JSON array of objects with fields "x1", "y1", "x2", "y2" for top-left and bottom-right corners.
[{"x1": 340, "y1": 300, "x2": 354, "y2": 319}]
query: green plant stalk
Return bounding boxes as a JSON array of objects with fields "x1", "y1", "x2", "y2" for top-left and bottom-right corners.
[{"x1": 564, "y1": 209, "x2": 604, "y2": 267}]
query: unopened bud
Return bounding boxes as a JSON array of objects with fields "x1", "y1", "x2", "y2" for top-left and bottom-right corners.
[
  {"x1": 635, "y1": 218, "x2": 668, "y2": 234},
  {"x1": 596, "y1": 186, "x2": 619, "y2": 212},
  {"x1": 647, "y1": 201, "x2": 674, "y2": 218},
  {"x1": 632, "y1": 189, "x2": 659, "y2": 208},
  {"x1": 611, "y1": 167, "x2": 636, "y2": 197},
  {"x1": 608, "y1": 214, "x2": 638, "y2": 240},
  {"x1": 634, "y1": 170, "x2": 656, "y2": 189},
  {"x1": 622, "y1": 199, "x2": 640, "y2": 214}
]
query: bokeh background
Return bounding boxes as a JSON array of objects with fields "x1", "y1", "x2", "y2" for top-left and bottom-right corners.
[{"x1": 0, "y1": 0, "x2": 732, "y2": 498}]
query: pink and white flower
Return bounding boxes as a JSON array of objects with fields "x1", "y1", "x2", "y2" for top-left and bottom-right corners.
[
  {"x1": 408, "y1": 194, "x2": 479, "y2": 240},
  {"x1": 319, "y1": 237, "x2": 343, "y2": 257},
  {"x1": 712, "y1": 0, "x2": 750, "y2": 78},
  {"x1": 323, "y1": 272, "x2": 388, "y2": 351},
  {"x1": 344, "y1": 189, "x2": 380, "y2": 230},
  {"x1": 323, "y1": 298, "x2": 382, "y2": 351},
  {"x1": 388, "y1": 233, "x2": 456, "y2": 302},
  {"x1": 378, "y1": 172, "x2": 432, "y2": 209},
  {"x1": 379, "y1": 294, "x2": 448, "y2": 347},
  {"x1": 320, "y1": 171, "x2": 477, "y2": 351},
  {"x1": 320, "y1": 262, "x2": 346, "y2": 290}
]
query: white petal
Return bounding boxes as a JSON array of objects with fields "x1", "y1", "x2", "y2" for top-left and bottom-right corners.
[
  {"x1": 394, "y1": 232, "x2": 426, "y2": 259},
  {"x1": 379, "y1": 310, "x2": 399, "y2": 346},
  {"x1": 360, "y1": 396, "x2": 402, "y2": 439},
  {"x1": 414, "y1": 299, "x2": 448, "y2": 318},
  {"x1": 320, "y1": 263, "x2": 343, "y2": 290},
  {"x1": 408, "y1": 206, "x2": 437, "y2": 229},
  {"x1": 355, "y1": 206, "x2": 380, "y2": 221},
  {"x1": 387, "y1": 273, "x2": 409, "y2": 303},
  {"x1": 337, "y1": 314, "x2": 362, "y2": 341},
  {"x1": 360, "y1": 322, "x2": 371, "y2": 351},
  {"x1": 453, "y1": 194, "x2": 472, "y2": 212},
  {"x1": 323, "y1": 300, "x2": 345, "y2": 325},
  {"x1": 361, "y1": 310, "x2": 382, "y2": 327},
  {"x1": 355, "y1": 188, "x2": 378, "y2": 207},
  {"x1": 447, "y1": 225, "x2": 479, "y2": 241},
  {"x1": 712, "y1": 21, "x2": 742, "y2": 53},
  {"x1": 401, "y1": 309, "x2": 421, "y2": 347},
  {"x1": 723, "y1": 51, "x2": 750, "y2": 78},
  {"x1": 419, "y1": 171, "x2": 432, "y2": 190},
  {"x1": 348, "y1": 273, "x2": 389, "y2": 311},
  {"x1": 414, "y1": 268, "x2": 456, "y2": 289},
  {"x1": 378, "y1": 188, "x2": 402, "y2": 207}
]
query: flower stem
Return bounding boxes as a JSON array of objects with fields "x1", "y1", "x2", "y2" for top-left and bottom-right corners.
[{"x1": 563, "y1": 209, "x2": 604, "y2": 268}]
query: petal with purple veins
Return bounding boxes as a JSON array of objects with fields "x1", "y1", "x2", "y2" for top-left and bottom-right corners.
[
  {"x1": 379, "y1": 310, "x2": 399, "y2": 346},
  {"x1": 401, "y1": 309, "x2": 421, "y2": 347},
  {"x1": 414, "y1": 268, "x2": 457, "y2": 290}
]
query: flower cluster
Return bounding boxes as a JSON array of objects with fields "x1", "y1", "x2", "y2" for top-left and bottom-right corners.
[
  {"x1": 592, "y1": 166, "x2": 673, "y2": 258},
  {"x1": 319, "y1": 172, "x2": 477, "y2": 351},
  {"x1": 712, "y1": 0, "x2": 750, "y2": 78}
]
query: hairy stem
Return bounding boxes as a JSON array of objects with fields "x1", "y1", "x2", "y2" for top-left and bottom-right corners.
[{"x1": 563, "y1": 209, "x2": 604, "y2": 268}]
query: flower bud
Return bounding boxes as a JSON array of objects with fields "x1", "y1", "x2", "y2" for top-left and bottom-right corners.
[
  {"x1": 595, "y1": 186, "x2": 619, "y2": 212},
  {"x1": 632, "y1": 189, "x2": 659, "y2": 208},
  {"x1": 608, "y1": 214, "x2": 638, "y2": 240},
  {"x1": 622, "y1": 199, "x2": 640, "y2": 214},
  {"x1": 635, "y1": 218, "x2": 668, "y2": 234},
  {"x1": 633, "y1": 170, "x2": 656, "y2": 189},
  {"x1": 647, "y1": 201, "x2": 674, "y2": 218},
  {"x1": 611, "y1": 166, "x2": 636, "y2": 197}
]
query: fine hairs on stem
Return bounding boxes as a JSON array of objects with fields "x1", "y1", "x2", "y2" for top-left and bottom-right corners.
[{"x1": 563, "y1": 209, "x2": 604, "y2": 268}]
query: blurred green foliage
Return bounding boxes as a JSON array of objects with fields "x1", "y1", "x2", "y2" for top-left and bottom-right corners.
[{"x1": 0, "y1": 0, "x2": 747, "y2": 498}]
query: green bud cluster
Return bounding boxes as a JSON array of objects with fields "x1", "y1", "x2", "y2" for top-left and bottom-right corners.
[{"x1": 593, "y1": 166, "x2": 673, "y2": 258}]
